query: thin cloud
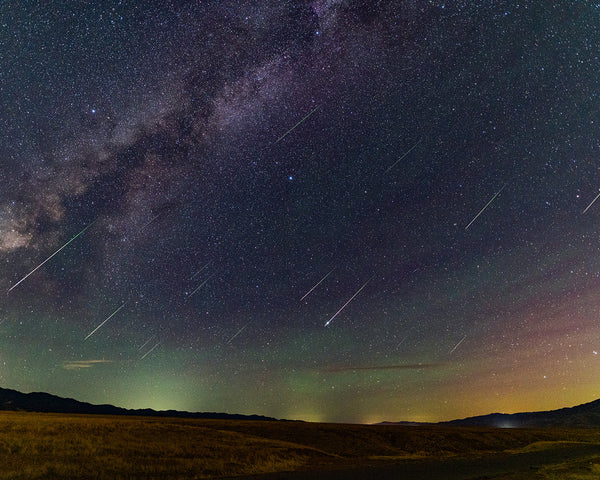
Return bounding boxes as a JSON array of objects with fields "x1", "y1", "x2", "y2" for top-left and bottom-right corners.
[
  {"x1": 319, "y1": 363, "x2": 444, "y2": 373},
  {"x1": 62, "y1": 360, "x2": 114, "y2": 370}
]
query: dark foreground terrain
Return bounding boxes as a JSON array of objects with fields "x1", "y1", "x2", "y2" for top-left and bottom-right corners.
[
  {"x1": 0, "y1": 411, "x2": 599, "y2": 479},
  {"x1": 242, "y1": 443, "x2": 600, "y2": 479}
]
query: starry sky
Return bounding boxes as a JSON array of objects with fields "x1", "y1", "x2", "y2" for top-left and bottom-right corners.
[{"x1": 1, "y1": 0, "x2": 600, "y2": 424}]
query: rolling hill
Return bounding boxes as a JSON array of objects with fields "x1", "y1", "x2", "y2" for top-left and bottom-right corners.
[
  {"x1": 443, "y1": 398, "x2": 600, "y2": 428},
  {"x1": 2, "y1": 385, "x2": 600, "y2": 428},
  {"x1": 0, "y1": 386, "x2": 278, "y2": 421}
]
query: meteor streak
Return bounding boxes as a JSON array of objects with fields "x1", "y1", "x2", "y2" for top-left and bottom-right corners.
[
  {"x1": 137, "y1": 336, "x2": 155, "y2": 351},
  {"x1": 275, "y1": 105, "x2": 320, "y2": 143},
  {"x1": 8, "y1": 221, "x2": 95, "y2": 292},
  {"x1": 84, "y1": 304, "x2": 125, "y2": 341},
  {"x1": 190, "y1": 261, "x2": 212, "y2": 280},
  {"x1": 449, "y1": 334, "x2": 467, "y2": 354},
  {"x1": 583, "y1": 191, "x2": 600, "y2": 214},
  {"x1": 325, "y1": 275, "x2": 375, "y2": 327},
  {"x1": 465, "y1": 184, "x2": 507, "y2": 230},
  {"x1": 137, "y1": 213, "x2": 161, "y2": 233},
  {"x1": 188, "y1": 273, "x2": 215, "y2": 298},
  {"x1": 227, "y1": 323, "x2": 249, "y2": 344},
  {"x1": 383, "y1": 138, "x2": 423, "y2": 174},
  {"x1": 300, "y1": 267, "x2": 335, "y2": 301},
  {"x1": 140, "y1": 342, "x2": 160, "y2": 360}
]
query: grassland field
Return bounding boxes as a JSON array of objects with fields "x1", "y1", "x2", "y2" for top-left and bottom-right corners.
[{"x1": 0, "y1": 411, "x2": 599, "y2": 479}]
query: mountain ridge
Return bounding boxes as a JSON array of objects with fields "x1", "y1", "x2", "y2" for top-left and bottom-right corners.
[
  {"x1": 441, "y1": 398, "x2": 600, "y2": 428},
  {"x1": 0, "y1": 386, "x2": 280, "y2": 421},
  {"x1": 3, "y1": 386, "x2": 600, "y2": 427},
  {"x1": 379, "y1": 398, "x2": 600, "y2": 428}
]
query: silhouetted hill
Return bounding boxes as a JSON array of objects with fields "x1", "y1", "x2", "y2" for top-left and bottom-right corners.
[
  {"x1": 443, "y1": 398, "x2": 600, "y2": 428},
  {"x1": 376, "y1": 420, "x2": 433, "y2": 426},
  {"x1": 5, "y1": 386, "x2": 599, "y2": 428},
  {"x1": 0, "y1": 387, "x2": 278, "y2": 421}
]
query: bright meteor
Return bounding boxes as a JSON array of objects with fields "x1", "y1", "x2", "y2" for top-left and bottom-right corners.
[
  {"x1": 227, "y1": 323, "x2": 249, "y2": 344},
  {"x1": 583, "y1": 191, "x2": 600, "y2": 214},
  {"x1": 449, "y1": 334, "x2": 467, "y2": 354},
  {"x1": 137, "y1": 336, "x2": 155, "y2": 351},
  {"x1": 384, "y1": 138, "x2": 423, "y2": 174},
  {"x1": 300, "y1": 267, "x2": 335, "y2": 301},
  {"x1": 190, "y1": 261, "x2": 212, "y2": 280},
  {"x1": 275, "y1": 105, "x2": 320, "y2": 144},
  {"x1": 325, "y1": 274, "x2": 375, "y2": 327},
  {"x1": 188, "y1": 273, "x2": 215, "y2": 298},
  {"x1": 8, "y1": 221, "x2": 96, "y2": 293},
  {"x1": 140, "y1": 342, "x2": 160, "y2": 360},
  {"x1": 465, "y1": 184, "x2": 507, "y2": 230},
  {"x1": 84, "y1": 303, "x2": 125, "y2": 341}
]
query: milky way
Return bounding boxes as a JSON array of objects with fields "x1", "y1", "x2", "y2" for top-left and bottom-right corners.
[{"x1": 1, "y1": 1, "x2": 600, "y2": 423}]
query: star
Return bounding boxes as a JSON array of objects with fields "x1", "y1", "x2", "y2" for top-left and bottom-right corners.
[{"x1": 1, "y1": 0, "x2": 599, "y2": 424}]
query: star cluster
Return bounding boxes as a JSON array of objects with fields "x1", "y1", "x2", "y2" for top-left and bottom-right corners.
[{"x1": 1, "y1": 1, "x2": 600, "y2": 423}]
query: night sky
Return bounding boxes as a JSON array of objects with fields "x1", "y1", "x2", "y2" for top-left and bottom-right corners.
[{"x1": 1, "y1": 1, "x2": 600, "y2": 424}]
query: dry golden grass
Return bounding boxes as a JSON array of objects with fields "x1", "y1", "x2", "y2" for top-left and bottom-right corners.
[
  {"x1": 534, "y1": 456, "x2": 600, "y2": 480},
  {"x1": 0, "y1": 411, "x2": 599, "y2": 478},
  {"x1": 0, "y1": 412, "x2": 330, "y2": 479}
]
